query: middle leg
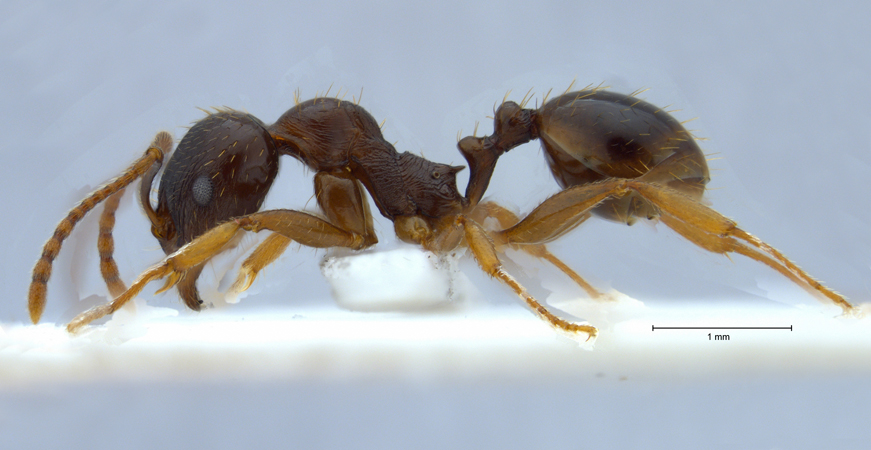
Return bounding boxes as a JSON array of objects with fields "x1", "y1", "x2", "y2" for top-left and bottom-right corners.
[
  {"x1": 471, "y1": 201, "x2": 603, "y2": 299},
  {"x1": 460, "y1": 216, "x2": 598, "y2": 342}
]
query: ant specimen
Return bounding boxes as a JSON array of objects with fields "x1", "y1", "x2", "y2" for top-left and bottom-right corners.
[{"x1": 28, "y1": 86, "x2": 856, "y2": 339}]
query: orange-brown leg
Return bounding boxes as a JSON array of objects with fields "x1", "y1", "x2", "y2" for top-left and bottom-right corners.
[
  {"x1": 460, "y1": 216, "x2": 598, "y2": 342},
  {"x1": 175, "y1": 263, "x2": 207, "y2": 311},
  {"x1": 625, "y1": 180, "x2": 855, "y2": 314},
  {"x1": 496, "y1": 181, "x2": 617, "y2": 245},
  {"x1": 472, "y1": 201, "x2": 603, "y2": 300},
  {"x1": 229, "y1": 233, "x2": 293, "y2": 294},
  {"x1": 98, "y1": 189, "x2": 127, "y2": 297},
  {"x1": 230, "y1": 172, "x2": 378, "y2": 294},
  {"x1": 493, "y1": 179, "x2": 855, "y2": 314},
  {"x1": 66, "y1": 208, "x2": 370, "y2": 333},
  {"x1": 314, "y1": 173, "x2": 378, "y2": 247},
  {"x1": 28, "y1": 135, "x2": 167, "y2": 324}
]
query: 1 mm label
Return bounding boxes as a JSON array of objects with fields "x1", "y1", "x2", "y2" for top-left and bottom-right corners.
[{"x1": 708, "y1": 333, "x2": 730, "y2": 341}]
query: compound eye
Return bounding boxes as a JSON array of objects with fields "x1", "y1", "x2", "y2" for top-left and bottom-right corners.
[{"x1": 192, "y1": 175, "x2": 213, "y2": 206}]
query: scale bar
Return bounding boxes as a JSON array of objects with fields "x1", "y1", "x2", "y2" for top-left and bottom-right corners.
[{"x1": 652, "y1": 326, "x2": 792, "y2": 331}]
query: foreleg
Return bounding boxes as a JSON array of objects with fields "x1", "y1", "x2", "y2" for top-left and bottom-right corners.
[
  {"x1": 65, "y1": 209, "x2": 369, "y2": 332},
  {"x1": 230, "y1": 172, "x2": 378, "y2": 294}
]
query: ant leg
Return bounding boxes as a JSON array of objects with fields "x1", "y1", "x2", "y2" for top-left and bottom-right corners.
[
  {"x1": 496, "y1": 179, "x2": 855, "y2": 314},
  {"x1": 495, "y1": 180, "x2": 620, "y2": 245},
  {"x1": 472, "y1": 201, "x2": 603, "y2": 300},
  {"x1": 229, "y1": 233, "x2": 292, "y2": 294},
  {"x1": 66, "y1": 208, "x2": 369, "y2": 332},
  {"x1": 66, "y1": 219, "x2": 242, "y2": 332},
  {"x1": 459, "y1": 216, "x2": 598, "y2": 342},
  {"x1": 624, "y1": 180, "x2": 855, "y2": 314},
  {"x1": 230, "y1": 172, "x2": 378, "y2": 294},
  {"x1": 98, "y1": 189, "x2": 127, "y2": 297},
  {"x1": 313, "y1": 173, "x2": 378, "y2": 246},
  {"x1": 176, "y1": 263, "x2": 207, "y2": 310},
  {"x1": 28, "y1": 135, "x2": 167, "y2": 324}
]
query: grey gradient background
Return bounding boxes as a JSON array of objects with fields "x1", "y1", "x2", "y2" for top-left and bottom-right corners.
[{"x1": 2, "y1": 1, "x2": 870, "y2": 448}]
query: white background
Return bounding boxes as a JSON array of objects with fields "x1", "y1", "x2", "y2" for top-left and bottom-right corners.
[{"x1": 1, "y1": 1, "x2": 870, "y2": 448}]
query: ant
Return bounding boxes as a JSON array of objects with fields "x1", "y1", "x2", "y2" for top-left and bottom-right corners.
[{"x1": 28, "y1": 86, "x2": 856, "y2": 339}]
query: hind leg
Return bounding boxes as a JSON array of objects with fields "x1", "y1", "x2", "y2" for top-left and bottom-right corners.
[
  {"x1": 625, "y1": 181, "x2": 854, "y2": 314},
  {"x1": 493, "y1": 179, "x2": 855, "y2": 314}
]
